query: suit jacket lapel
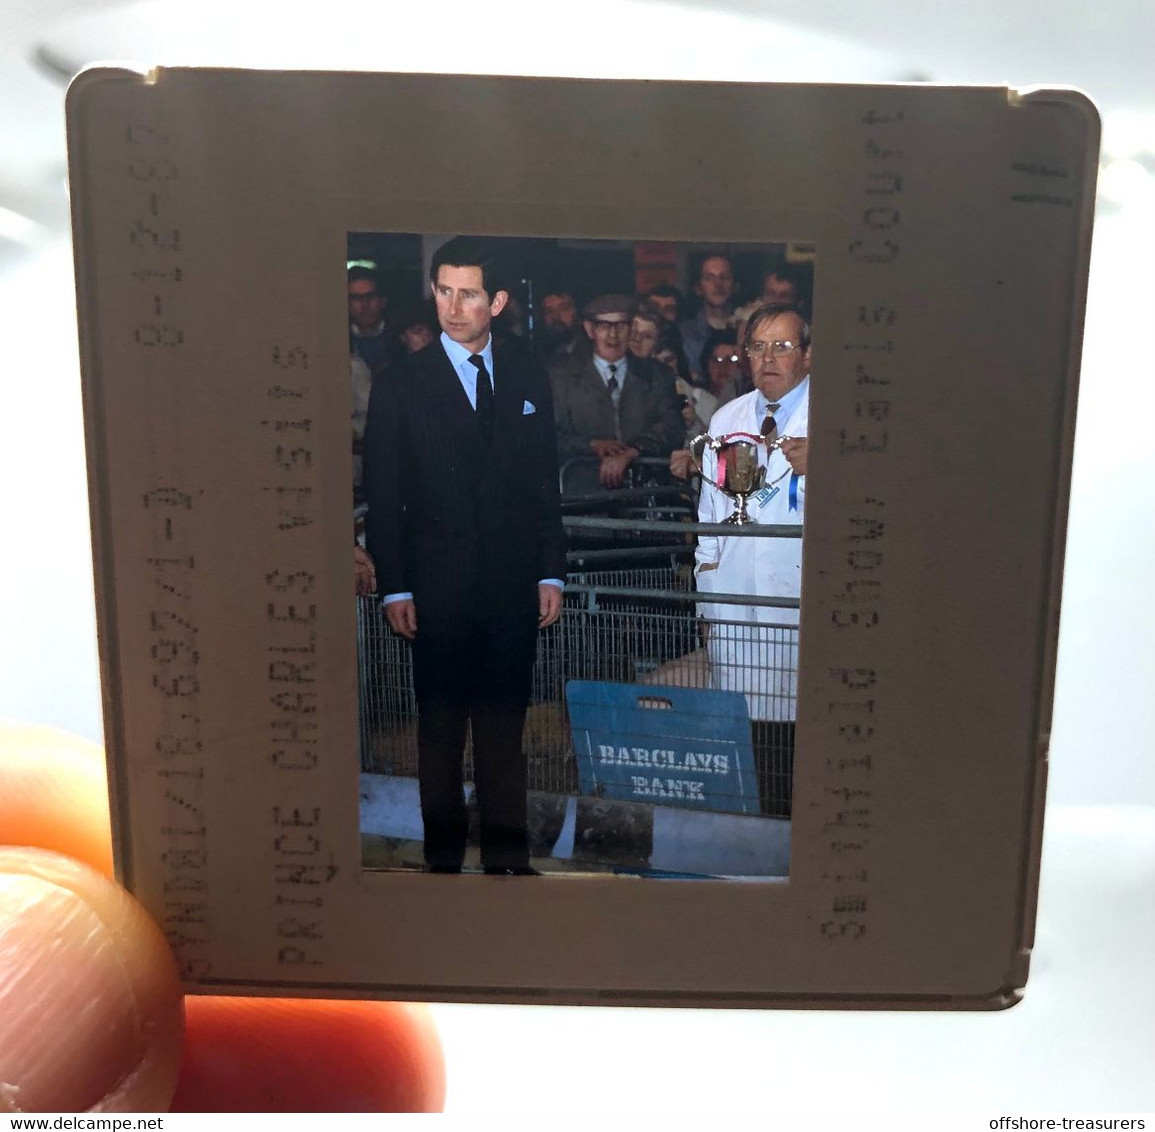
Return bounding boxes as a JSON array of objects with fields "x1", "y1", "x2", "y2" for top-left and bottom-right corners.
[
  {"x1": 580, "y1": 360, "x2": 607, "y2": 401},
  {"x1": 493, "y1": 347, "x2": 525, "y2": 433},
  {"x1": 430, "y1": 341, "x2": 483, "y2": 438},
  {"x1": 618, "y1": 358, "x2": 641, "y2": 429},
  {"x1": 579, "y1": 359, "x2": 616, "y2": 437}
]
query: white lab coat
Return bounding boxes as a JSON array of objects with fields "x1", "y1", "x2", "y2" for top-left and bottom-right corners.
[{"x1": 694, "y1": 383, "x2": 808, "y2": 721}]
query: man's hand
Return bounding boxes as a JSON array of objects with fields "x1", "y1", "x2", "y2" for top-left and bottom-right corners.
[
  {"x1": 779, "y1": 437, "x2": 808, "y2": 476},
  {"x1": 354, "y1": 546, "x2": 377, "y2": 596},
  {"x1": 589, "y1": 438, "x2": 627, "y2": 458},
  {"x1": 538, "y1": 584, "x2": 563, "y2": 629},
  {"x1": 598, "y1": 447, "x2": 638, "y2": 489},
  {"x1": 385, "y1": 598, "x2": 418, "y2": 639},
  {"x1": 669, "y1": 448, "x2": 694, "y2": 481}
]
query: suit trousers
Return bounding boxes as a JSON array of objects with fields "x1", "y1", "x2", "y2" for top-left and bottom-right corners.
[
  {"x1": 411, "y1": 609, "x2": 538, "y2": 870},
  {"x1": 751, "y1": 720, "x2": 795, "y2": 819}
]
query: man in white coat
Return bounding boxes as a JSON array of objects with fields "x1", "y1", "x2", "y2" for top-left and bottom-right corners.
[{"x1": 695, "y1": 302, "x2": 810, "y2": 817}]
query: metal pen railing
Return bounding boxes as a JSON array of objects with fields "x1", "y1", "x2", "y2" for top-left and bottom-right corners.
[{"x1": 357, "y1": 523, "x2": 801, "y2": 817}]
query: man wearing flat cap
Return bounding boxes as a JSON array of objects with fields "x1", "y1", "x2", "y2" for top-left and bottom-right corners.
[{"x1": 548, "y1": 293, "x2": 684, "y2": 493}]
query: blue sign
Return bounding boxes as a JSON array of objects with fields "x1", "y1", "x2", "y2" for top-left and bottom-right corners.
[{"x1": 566, "y1": 681, "x2": 760, "y2": 816}]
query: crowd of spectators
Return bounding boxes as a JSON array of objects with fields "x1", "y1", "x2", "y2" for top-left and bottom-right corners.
[{"x1": 348, "y1": 249, "x2": 811, "y2": 502}]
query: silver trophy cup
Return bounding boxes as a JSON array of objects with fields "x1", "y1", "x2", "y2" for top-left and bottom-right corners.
[{"x1": 689, "y1": 431, "x2": 766, "y2": 525}]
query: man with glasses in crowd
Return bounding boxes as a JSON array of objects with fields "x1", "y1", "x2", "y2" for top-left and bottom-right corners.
[
  {"x1": 347, "y1": 265, "x2": 405, "y2": 380},
  {"x1": 549, "y1": 293, "x2": 682, "y2": 493},
  {"x1": 694, "y1": 302, "x2": 811, "y2": 818}
]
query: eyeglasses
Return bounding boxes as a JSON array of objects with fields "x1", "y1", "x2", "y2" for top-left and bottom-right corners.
[
  {"x1": 592, "y1": 319, "x2": 629, "y2": 333},
  {"x1": 745, "y1": 339, "x2": 802, "y2": 358},
  {"x1": 711, "y1": 353, "x2": 740, "y2": 365},
  {"x1": 349, "y1": 292, "x2": 381, "y2": 303}
]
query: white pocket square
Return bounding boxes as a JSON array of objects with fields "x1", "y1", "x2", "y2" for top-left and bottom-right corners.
[{"x1": 522, "y1": 400, "x2": 536, "y2": 415}]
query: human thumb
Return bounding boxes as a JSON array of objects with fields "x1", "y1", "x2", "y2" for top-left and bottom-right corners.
[{"x1": 0, "y1": 847, "x2": 183, "y2": 1112}]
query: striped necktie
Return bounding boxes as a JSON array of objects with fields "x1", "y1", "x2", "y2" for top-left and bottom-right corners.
[{"x1": 761, "y1": 401, "x2": 781, "y2": 445}]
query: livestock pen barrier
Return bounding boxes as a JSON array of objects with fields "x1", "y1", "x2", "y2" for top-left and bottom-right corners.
[{"x1": 357, "y1": 518, "x2": 802, "y2": 817}]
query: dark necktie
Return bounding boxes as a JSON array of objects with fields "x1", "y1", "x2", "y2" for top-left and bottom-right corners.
[
  {"x1": 761, "y1": 402, "x2": 781, "y2": 445},
  {"x1": 606, "y1": 364, "x2": 622, "y2": 439},
  {"x1": 469, "y1": 354, "x2": 494, "y2": 444}
]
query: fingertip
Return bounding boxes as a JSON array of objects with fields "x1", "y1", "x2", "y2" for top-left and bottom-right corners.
[
  {"x1": 170, "y1": 996, "x2": 445, "y2": 1112},
  {"x1": 0, "y1": 848, "x2": 183, "y2": 1113}
]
